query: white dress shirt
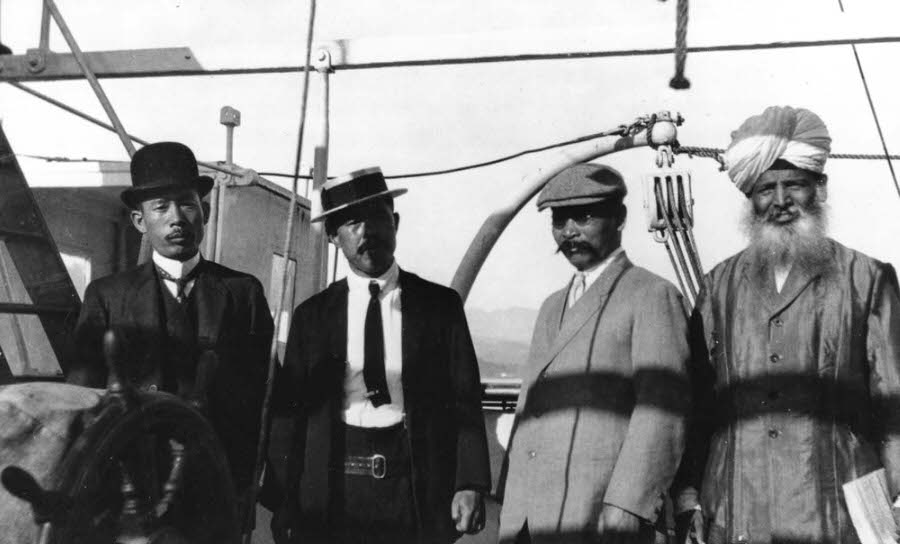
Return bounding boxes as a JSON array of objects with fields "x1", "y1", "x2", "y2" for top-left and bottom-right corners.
[
  {"x1": 566, "y1": 247, "x2": 624, "y2": 304},
  {"x1": 343, "y1": 261, "x2": 405, "y2": 427},
  {"x1": 775, "y1": 262, "x2": 792, "y2": 293},
  {"x1": 152, "y1": 251, "x2": 201, "y2": 299}
]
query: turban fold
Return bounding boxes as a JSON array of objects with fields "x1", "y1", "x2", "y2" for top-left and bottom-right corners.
[{"x1": 724, "y1": 106, "x2": 831, "y2": 194}]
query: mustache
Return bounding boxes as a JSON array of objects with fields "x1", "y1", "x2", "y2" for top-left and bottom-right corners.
[
  {"x1": 556, "y1": 240, "x2": 591, "y2": 254},
  {"x1": 358, "y1": 239, "x2": 386, "y2": 253},
  {"x1": 166, "y1": 229, "x2": 194, "y2": 241},
  {"x1": 766, "y1": 205, "x2": 797, "y2": 220}
]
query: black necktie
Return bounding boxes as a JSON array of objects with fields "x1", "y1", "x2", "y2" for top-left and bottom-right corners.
[
  {"x1": 156, "y1": 263, "x2": 202, "y2": 303},
  {"x1": 364, "y1": 281, "x2": 391, "y2": 407}
]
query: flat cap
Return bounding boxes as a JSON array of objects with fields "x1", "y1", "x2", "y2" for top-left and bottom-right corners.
[{"x1": 536, "y1": 163, "x2": 626, "y2": 211}]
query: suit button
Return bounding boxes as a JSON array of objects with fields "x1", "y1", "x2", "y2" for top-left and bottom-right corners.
[
  {"x1": 528, "y1": 450, "x2": 536, "y2": 459},
  {"x1": 148, "y1": 384, "x2": 158, "y2": 392},
  {"x1": 769, "y1": 353, "x2": 781, "y2": 363},
  {"x1": 773, "y1": 318, "x2": 784, "y2": 327},
  {"x1": 768, "y1": 428, "x2": 780, "y2": 438}
]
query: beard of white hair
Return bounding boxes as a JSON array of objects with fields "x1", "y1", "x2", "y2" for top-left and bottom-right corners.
[{"x1": 742, "y1": 197, "x2": 833, "y2": 273}]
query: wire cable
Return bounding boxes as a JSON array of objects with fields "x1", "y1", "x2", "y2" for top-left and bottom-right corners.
[{"x1": 837, "y1": 0, "x2": 900, "y2": 199}]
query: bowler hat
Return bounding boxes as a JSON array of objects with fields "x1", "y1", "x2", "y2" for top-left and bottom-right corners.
[
  {"x1": 311, "y1": 167, "x2": 407, "y2": 223},
  {"x1": 536, "y1": 163, "x2": 627, "y2": 211},
  {"x1": 121, "y1": 142, "x2": 214, "y2": 208}
]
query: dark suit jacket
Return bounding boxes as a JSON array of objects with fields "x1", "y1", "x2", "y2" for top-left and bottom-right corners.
[
  {"x1": 272, "y1": 270, "x2": 491, "y2": 543},
  {"x1": 67, "y1": 260, "x2": 274, "y2": 492}
]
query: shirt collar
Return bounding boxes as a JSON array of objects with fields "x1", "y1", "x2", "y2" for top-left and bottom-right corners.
[
  {"x1": 152, "y1": 251, "x2": 201, "y2": 280},
  {"x1": 347, "y1": 260, "x2": 400, "y2": 295},
  {"x1": 575, "y1": 247, "x2": 623, "y2": 289}
]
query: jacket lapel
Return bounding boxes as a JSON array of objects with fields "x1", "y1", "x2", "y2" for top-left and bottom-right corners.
[
  {"x1": 771, "y1": 262, "x2": 819, "y2": 316},
  {"x1": 324, "y1": 280, "x2": 349, "y2": 364},
  {"x1": 399, "y1": 270, "x2": 423, "y2": 389},
  {"x1": 193, "y1": 261, "x2": 228, "y2": 348},
  {"x1": 739, "y1": 253, "x2": 820, "y2": 318},
  {"x1": 534, "y1": 253, "x2": 631, "y2": 376},
  {"x1": 125, "y1": 262, "x2": 163, "y2": 335},
  {"x1": 739, "y1": 255, "x2": 780, "y2": 316}
]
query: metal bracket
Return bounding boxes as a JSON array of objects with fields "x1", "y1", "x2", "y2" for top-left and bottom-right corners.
[
  {"x1": 313, "y1": 47, "x2": 333, "y2": 73},
  {"x1": 24, "y1": 48, "x2": 46, "y2": 73}
]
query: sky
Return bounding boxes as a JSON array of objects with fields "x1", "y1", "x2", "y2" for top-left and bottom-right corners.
[{"x1": 2, "y1": 0, "x2": 900, "y2": 316}]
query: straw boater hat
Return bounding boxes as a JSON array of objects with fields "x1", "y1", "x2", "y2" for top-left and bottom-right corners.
[
  {"x1": 311, "y1": 167, "x2": 407, "y2": 222},
  {"x1": 121, "y1": 142, "x2": 214, "y2": 209}
]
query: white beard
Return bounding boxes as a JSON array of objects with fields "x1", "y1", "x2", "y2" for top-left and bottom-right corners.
[{"x1": 742, "y1": 200, "x2": 833, "y2": 272}]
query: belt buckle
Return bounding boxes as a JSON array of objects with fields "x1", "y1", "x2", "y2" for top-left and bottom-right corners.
[{"x1": 371, "y1": 454, "x2": 386, "y2": 479}]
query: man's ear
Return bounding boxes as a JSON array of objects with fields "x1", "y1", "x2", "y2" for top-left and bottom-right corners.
[
  {"x1": 616, "y1": 205, "x2": 627, "y2": 232},
  {"x1": 130, "y1": 207, "x2": 148, "y2": 234},
  {"x1": 201, "y1": 200, "x2": 211, "y2": 224},
  {"x1": 816, "y1": 181, "x2": 828, "y2": 203},
  {"x1": 393, "y1": 212, "x2": 400, "y2": 233}
]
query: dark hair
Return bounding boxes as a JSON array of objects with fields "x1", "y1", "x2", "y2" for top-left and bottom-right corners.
[{"x1": 324, "y1": 196, "x2": 395, "y2": 236}]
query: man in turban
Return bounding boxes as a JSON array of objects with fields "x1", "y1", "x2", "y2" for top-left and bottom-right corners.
[{"x1": 675, "y1": 105, "x2": 900, "y2": 544}]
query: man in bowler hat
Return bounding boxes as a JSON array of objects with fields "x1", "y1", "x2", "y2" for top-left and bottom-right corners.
[
  {"x1": 67, "y1": 142, "x2": 274, "y2": 508},
  {"x1": 497, "y1": 163, "x2": 691, "y2": 544},
  {"x1": 270, "y1": 167, "x2": 491, "y2": 543}
]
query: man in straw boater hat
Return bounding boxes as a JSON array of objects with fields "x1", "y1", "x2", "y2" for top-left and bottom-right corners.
[
  {"x1": 269, "y1": 167, "x2": 490, "y2": 544},
  {"x1": 67, "y1": 142, "x2": 274, "y2": 511},
  {"x1": 674, "y1": 105, "x2": 900, "y2": 544},
  {"x1": 498, "y1": 163, "x2": 691, "y2": 544}
]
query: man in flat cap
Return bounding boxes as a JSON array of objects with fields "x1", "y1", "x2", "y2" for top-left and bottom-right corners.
[
  {"x1": 269, "y1": 167, "x2": 490, "y2": 544},
  {"x1": 498, "y1": 163, "x2": 691, "y2": 544},
  {"x1": 68, "y1": 142, "x2": 274, "y2": 514},
  {"x1": 675, "y1": 105, "x2": 900, "y2": 544}
]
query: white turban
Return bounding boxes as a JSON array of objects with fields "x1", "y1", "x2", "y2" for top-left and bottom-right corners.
[{"x1": 723, "y1": 105, "x2": 831, "y2": 195}]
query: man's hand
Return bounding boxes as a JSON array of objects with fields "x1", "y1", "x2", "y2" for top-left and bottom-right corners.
[
  {"x1": 595, "y1": 504, "x2": 646, "y2": 544},
  {"x1": 674, "y1": 509, "x2": 706, "y2": 544},
  {"x1": 270, "y1": 501, "x2": 293, "y2": 544},
  {"x1": 451, "y1": 489, "x2": 485, "y2": 534}
]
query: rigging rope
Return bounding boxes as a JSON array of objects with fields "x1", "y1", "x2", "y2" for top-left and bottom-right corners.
[
  {"x1": 244, "y1": 1, "x2": 317, "y2": 542},
  {"x1": 19, "y1": 144, "x2": 900, "y2": 182},
  {"x1": 670, "y1": 0, "x2": 691, "y2": 89}
]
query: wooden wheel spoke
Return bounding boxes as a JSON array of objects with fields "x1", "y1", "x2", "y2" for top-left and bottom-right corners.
[{"x1": 154, "y1": 439, "x2": 187, "y2": 519}]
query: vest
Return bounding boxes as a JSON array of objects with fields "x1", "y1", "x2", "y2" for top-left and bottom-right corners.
[{"x1": 156, "y1": 273, "x2": 200, "y2": 397}]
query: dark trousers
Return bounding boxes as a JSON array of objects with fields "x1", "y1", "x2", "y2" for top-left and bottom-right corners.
[{"x1": 326, "y1": 422, "x2": 418, "y2": 544}]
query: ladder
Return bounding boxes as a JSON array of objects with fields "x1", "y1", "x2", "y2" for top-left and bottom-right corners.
[{"x1": 0, "y1": 125, "x2": 81, "y2": 381}]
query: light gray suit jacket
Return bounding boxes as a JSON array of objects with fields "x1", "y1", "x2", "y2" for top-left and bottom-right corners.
[{"x1": 498, "y1": 253, "x2": 690, "y2": 543}]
